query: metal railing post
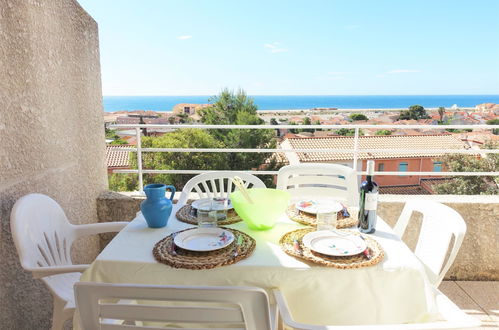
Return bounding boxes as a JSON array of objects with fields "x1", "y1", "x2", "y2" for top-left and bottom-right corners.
[
  {"x1": 135, "y1": 127, "x2": 144, "y2": 193},
  {"x1": 353, "y1": 127, "x2": 359, "y2": 171}
]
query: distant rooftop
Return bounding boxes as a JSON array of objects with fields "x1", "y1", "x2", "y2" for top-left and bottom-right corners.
[
  {"x1": 281, "y1": 134, "x2": 470, "y2": 162},
  {"x1": 379, "y1": 185, "x2": 431, "y2": 195}
]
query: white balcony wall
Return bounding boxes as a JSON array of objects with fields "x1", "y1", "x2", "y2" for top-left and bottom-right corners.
[{"x1": 0, "y1": 1, "x2": 107, "y2": 328}]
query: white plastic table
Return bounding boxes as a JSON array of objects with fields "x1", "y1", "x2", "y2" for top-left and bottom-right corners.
[{"x1": 76, "y1": 205, "x2": 437, "y2": 326}]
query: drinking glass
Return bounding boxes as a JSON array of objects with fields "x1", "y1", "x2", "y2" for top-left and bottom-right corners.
[
  {"x1": 197, "y1": 200, "x2": 218, "y2": 228},
  {"x1": 316, "y1": 207, "x2": 337, "y2": 231},
  {"x1": 211, "y1": 197, "x2": 228, "y2": 221},
  {"x1": 316, "y1": 202, "x2": 343, "y2": 231}
]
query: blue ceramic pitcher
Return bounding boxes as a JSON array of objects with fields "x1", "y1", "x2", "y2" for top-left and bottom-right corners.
[{"x1": 141, "y1": 184, "x2": 176, "y2": 228}]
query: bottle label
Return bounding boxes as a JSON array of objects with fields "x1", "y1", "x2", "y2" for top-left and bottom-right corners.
[{"x1": 364, "y1": 192, "x2": 378, "y2": 211}]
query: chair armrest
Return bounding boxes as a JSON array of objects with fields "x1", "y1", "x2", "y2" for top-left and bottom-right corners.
[
  {"x1": 30, "y1": 264, "x2": 90, "y2": 279},
  {"x1": 73, "y1": 222, "x2": 129, "y2": 238}
]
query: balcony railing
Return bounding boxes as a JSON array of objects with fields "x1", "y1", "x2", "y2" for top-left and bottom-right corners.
[{"x1": 109, "y1": 124, "x2": 499, "y2": 192}]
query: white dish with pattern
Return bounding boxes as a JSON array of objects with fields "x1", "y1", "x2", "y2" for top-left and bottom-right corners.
[
  {"x1": 302, "y1": 230, "x2": 367, "y2": 256},
  {"x1": 173, "y1": 228, "x2": 234, "y2": 252}
]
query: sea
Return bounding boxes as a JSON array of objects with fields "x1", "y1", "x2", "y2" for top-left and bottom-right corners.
[{"x1": 103, "y1": 95, "x2": 499, "y2": 112}]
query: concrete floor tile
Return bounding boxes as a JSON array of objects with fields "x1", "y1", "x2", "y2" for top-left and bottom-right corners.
[
  {"x1": 439, "y1": 281, "x2": 497, "y2": 328},
  {"x1": 440, "y1": 281, "x2": 485, "y2": 311},
  {"x1": 456, "y1": 281, "x2": 499, "y2": 318}
]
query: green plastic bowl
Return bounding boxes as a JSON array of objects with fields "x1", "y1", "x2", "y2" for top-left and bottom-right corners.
[{"x1": 230, "y1": 188, "x2": 291, "y2": 230}]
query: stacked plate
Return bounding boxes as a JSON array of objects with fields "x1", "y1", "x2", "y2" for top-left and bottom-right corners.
[{"x1": 295, "y1": 199, "x2": 347, "y2": 216}]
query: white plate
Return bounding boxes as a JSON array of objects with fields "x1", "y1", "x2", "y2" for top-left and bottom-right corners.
[
  {"x1": 173, "y1": 228, "x2": 234, "y2": 252},
  {"x1": 302, "y1": 230, "x2": 367, "y2": 256},
  {"x1": 191, "y1": 198, "x2": 233, "y2": 210},
  {"x1": 295, "y1": 200, "x2": 343, "y2": 215}
]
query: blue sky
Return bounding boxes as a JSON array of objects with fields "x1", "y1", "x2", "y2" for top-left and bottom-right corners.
[{"x1": 78, "y1": 0, "x2": 499, "y2": 96}]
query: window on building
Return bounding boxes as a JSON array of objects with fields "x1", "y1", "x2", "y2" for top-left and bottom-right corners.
[
  {"x1": 433, "y1": 161, "x2": 442, "y2": 172},
  {"x1": 184, "y1": 107, "x2": 190, "y2": 114},
  {"x1": 378, "y1": 163, "x2": 384, "y2": 171},
  {"x1": 398, "y1": 162, "x2": 408, "y2": 175}
]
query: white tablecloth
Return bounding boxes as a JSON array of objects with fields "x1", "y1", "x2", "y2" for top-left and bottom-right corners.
[{"x1": 77, "y1": 205, "x2": 437, "y2": 326}]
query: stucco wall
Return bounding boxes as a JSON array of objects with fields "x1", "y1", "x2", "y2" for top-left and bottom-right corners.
[
  {"x1": 0, "y1": 1, "x2": 106, "y2": 328},
  {"x1": 360, "y1": 158, "x2": 443, "y2": 186}
]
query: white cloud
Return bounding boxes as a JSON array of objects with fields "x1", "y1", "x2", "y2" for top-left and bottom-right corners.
[
  {"x1": 264, "y1": 42, "x2": 288, "y2": 53},
  {"x1": 387, "y1": 69, "x2": 420, "y2": 74},
  {"x1": 177, "y1": 35, "x2": 192, "y2": 40},
  {"x1": 264, "y1": 43, "x2": 278, "y2": 49}
]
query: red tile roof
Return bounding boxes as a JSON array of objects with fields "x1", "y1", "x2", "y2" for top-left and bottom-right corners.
[
  {"x1": 106, "y1": 145, "x2": 132, "y2": 168},
  {"x1": 379, "y1": 185, "x2": 432, "y2": 195},
  {"x1": 281, "y1": 134, "x2": 469, "y2": 162}
]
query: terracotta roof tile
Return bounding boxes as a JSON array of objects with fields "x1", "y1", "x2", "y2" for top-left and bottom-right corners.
[
  {"x1": 282, "y1": 134, "x2": 469, "y2": 162},
  {"x1": 379, "y1": 185, "x2": 432, "y2": 195},
  {"x1": 106, "y1": 145, "x2": 132, "y2": 168}
]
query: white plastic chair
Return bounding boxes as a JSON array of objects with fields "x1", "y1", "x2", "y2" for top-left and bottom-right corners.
[
  {"x1": 10, "y1": 193, "x2": 129, "y2": 330},
  {"x1": 74, "y1": 282, "x2": 276, "y2": 330},
  {"x1": 392, "y1": 200, "x2": 467, "y2": 286},
  {"x1": 273, "y1": 287, "x2": 479, "y2": 329},
  {"x1": 177, "y1": 171, "x2": 266, "y2": 206},
  {"x1": 276, "y1": 164, "x2": 359, "y2": 206}
]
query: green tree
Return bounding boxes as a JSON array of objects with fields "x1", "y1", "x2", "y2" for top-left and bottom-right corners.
[
  {"x1": 350, "y1": 113, "x2": 368, "y2": 121},
  {"x1": 200, "y1": 88, "x2": 258, "y2": 127},
  {"x1": 109, "y1": 129, "x2": 227, "y2": 192},
  {"x1": 486, "y1": 118, "x2": 499, "y2": 135},
  {"x1": 110, "y1": 138, "x2": 128, "y2": 145},
  {"x1": 105, "y1": 128, "x2": 119, "y2": 139},
  {"x1": 301, "y1": 117, "x2": 314, "y2": 133},
  {"x1": 335, "y1": 128, "x2": 364, "y2": 136},
  {"x1": 200, "y1": 89, "x2": 281, "y2": 186},
  {"x1": 270, "y1": 118, "x2": 278, "y2": 125},
  {"x1": 434, "y1": 143, "x2": 498, "y2": 195},
  {"x1": 375, "y1": 129, "x2": 392, "y2": 136},
  {"x1": 288, "y1": 122, "x2": 299, "y2": 134},
  {"x1": 438, "y1": 107, "x2": 446, "y2": 123},
  {"x1": 177, "y1": 113, "x2": 189, "y2": 123},
  {"x1": 108, "y1": 173, "x2": 138, "y2": 192},
  {"x1": 399, "y1": 105, "x2": 428, "y2": 120},
  {"x1": 313, "y1": 120, "x2": 322, "y2": 132}
]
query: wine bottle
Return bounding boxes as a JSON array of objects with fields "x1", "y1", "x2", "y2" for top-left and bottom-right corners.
[{"x1": 358, "y1": 160, "x2": 378, "y2": 234}]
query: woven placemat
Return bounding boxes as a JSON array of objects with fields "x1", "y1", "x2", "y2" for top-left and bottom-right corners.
[
  {"x1": 153, "y1": 227, "x2": 255, "y2": 270},
  {"x1": 279, "y1": 228, "x2": 384, "y2": 269},
  {"x1": 286, "y1": 205, "x2": 358, "y2": 229},
  {"x1": 176, "y1": 204, "x2": 242, "y2": 226}
]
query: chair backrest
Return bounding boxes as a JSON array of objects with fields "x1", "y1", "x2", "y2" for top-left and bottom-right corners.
[
  {"x1": 10, "y1": 194, "x2": 76, "y2": 272},
  {"x1": 177, "y1": 171, "x2": 266, "y2": 206},
  {"x1": 75, "y1": 282, "x2": 273, "y2": 330},
  {"x1": 393, "y1": 199, "x2": 467, "y2": 286},
  {"x1": 276, "y1": 164, "x2": 359, "y2": 206}
]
